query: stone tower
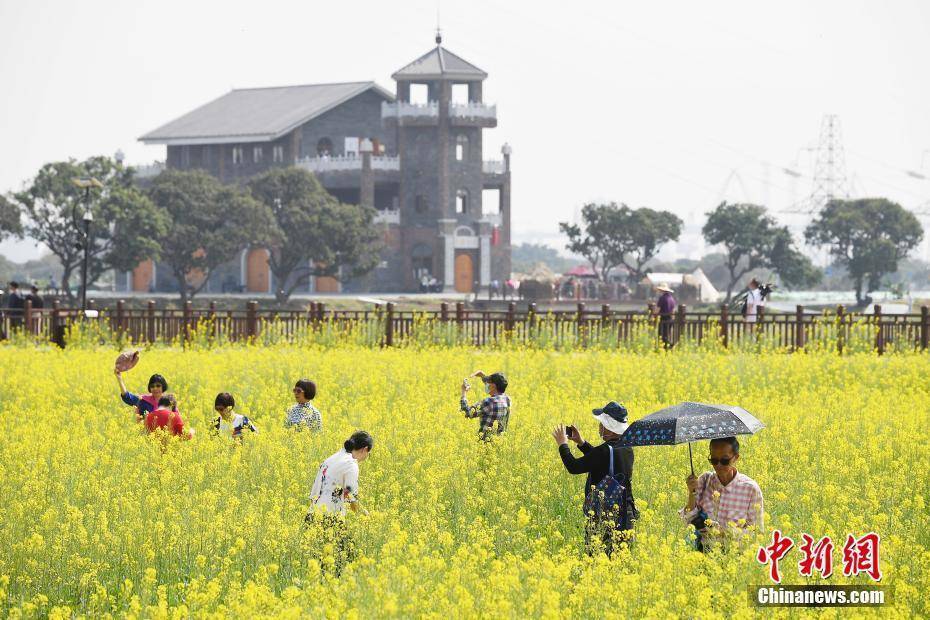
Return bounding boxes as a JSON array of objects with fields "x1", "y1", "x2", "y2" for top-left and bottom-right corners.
[{"x1": 383, "y1": 33, "x2": 511, "y2": 293}]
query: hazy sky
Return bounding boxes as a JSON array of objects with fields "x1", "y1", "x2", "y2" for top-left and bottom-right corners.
[{"x1": 2, "y1": 0, "x2": 930, "y2": 262}]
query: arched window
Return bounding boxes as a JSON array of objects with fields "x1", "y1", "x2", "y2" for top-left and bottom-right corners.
[
  {"x1": 455, "y1": 189, "x2": 468, "y2": 214},
  {"x1": 455, "y1": 135, "x2": 468, "y2": 161},
  {"x1": 317, "y1": 137, "x2": 333, "y2": 156}
]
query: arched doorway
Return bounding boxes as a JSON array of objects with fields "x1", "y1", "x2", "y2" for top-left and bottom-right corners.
[
  {"x1": 132, "y1": 260, "x2": 154, "y2": 292},
  {"x1": 246, "y1": 248, "x2": 270, "y2": 293},
  {"x1": 454, "y1": 253, "x2": 473, "y2": 293}
]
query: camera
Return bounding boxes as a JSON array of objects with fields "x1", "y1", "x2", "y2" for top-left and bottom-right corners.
[{"x1": 565, "y1": 424, "x2": 577, "y2": 438}]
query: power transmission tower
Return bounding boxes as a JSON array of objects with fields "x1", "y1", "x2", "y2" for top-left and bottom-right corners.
[
  {"x1": 783, "y1": 114, "x2": 850, "y2": 215},
  {"x1": 808, "y1": 114, "x2": 850, "y2": 212}
]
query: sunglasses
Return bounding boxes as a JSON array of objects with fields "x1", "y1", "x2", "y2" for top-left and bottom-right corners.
[{"x1": 708, "y1": 457, "x2": 734, "y2": 466}]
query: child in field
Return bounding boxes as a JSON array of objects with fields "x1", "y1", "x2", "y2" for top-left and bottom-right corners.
[
  {"x1": 144, "y1": 395, "x2": 194, "y2": 440},
  {"x1": 211, "y1": 392, "x2": 258, "y2": 439}
]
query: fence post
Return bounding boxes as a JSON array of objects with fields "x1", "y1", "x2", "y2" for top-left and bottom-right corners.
[
  {"x1": 317, "y1": 302, "x2": 326, "y2": 324},
  {"x1": 676, "y1": 303, "x2": 686, "y2": 347},
  {"x1": 874, "y1": 304, "x2": 884, "y2": 355},
  {"x1": 246, "y1": 300, "x2": 258, "y2": 340},
  {"x1": 147, "y1": 300, "x2": 156, "y2": 343},
  {"x1": 183, "y1": 300, "x2": 193, "y2": 343},
  {"x1": 23, "y1": 298, "x2": 33, "y2": 335},
  {"x1": 528, "y1": 302, "x2": 537, "y2": 339},
  {"x1": 385, "y1": 302, "x2": 395, "y2": 347},
  {"x1": 795, "y1": 305, "x2": 805, "y2": 352},
  {"x1": 209, "y1": 300, "x2": 218, "y2": 341},
  {"x1": 440, "y1": 302, "x2": 449, "y2": 323},
  {"x1": 51, "y1": 299, "x2": 65, "y2": 347},
  {"x1": 921, "y1": 305, "x2": 929, "y2": 351},
  {"x1": 836, "y1": 305, "x2": 846, "y2": 355},
  {"x1": 720, "y1": 303, "x2": 729, "y2": 349},
  {"x1": 115, "y1": 299, "x2": 125, "y2": 344},
  {"x1": 756, "y1": 304, "x2": 765, "y2": 342},
  {"x1": 506, "y1": 302, "x2": 516, "y2": 334},
  {"x1": 577, "y1": 302, "x2": 586, "y2": 348}
]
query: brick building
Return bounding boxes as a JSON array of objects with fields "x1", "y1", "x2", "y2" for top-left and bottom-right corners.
[{"x1": 131, "y1": 35, "x2": 512, "y2": 295}]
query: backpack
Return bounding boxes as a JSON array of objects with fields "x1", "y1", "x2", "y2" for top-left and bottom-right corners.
[{"x1": 583, "y1": 445, "x2": 631, "y2": 530}]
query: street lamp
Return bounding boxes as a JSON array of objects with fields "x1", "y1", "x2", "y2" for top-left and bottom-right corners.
[{"x1": 71, "y1": 177, "x2": 103, "y2": 313}]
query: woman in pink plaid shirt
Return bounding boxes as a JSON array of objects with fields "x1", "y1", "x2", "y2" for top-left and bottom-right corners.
[{"x1": 680, "y1": 436, "x2": 764, "y2": 551}]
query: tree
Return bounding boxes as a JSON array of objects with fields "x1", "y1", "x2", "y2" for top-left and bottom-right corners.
[
  {"x1": 0, "y1": 194, "x2": 23, "y2": 240},
  {"x1": 249, "y1": 168, "x2": 381, "y2": 303},
  {"x1": 702, "y1": 202, "x2": 818, "y2": 301},
  {"x1": 12, "y1": 157, "x2": 168, "y2": 300},
  {"x1": 560, "y1": 203, "x2": 682, "y2": 283},
  {"x1": 560, "y1": 204, "x2": 625, "y2": 282},
  {"x1": 148, "y1": 169, "x2": 277, "y2": 301},
  {"x1": 805, "y1": 198, "x2": 923, "y2": 305},
  {"x1": 615, "y1": 206, "x2": 683, "y2": 282}
]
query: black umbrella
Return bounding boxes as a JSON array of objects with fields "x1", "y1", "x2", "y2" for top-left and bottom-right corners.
[{"x1": 616, "y1": 402, "x2": 764, "y2": 475}]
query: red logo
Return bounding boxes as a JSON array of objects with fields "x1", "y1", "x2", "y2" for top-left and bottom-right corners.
[
  {"x1": 758, "y1": 531, "x2": 881, "y2": 583},
  {"x1": 756, "y1": 530, "x2": 794, "y2": 584}
]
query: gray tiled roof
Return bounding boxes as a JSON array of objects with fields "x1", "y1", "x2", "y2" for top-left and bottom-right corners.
[
  {"x1": 392, "y1": 46, "x2": 487, "y2": 81},
  {"x1": 139, "y1": 81, "x2": 394, "y2": 145}
]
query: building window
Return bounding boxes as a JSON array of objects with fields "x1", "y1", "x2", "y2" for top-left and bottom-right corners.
[
  {"x1": 273, "y1": 145, "x2": 284, "y2": 163},
  {"x1": 253, "y1": 146, "x2": 263, "y2": 163},
  {"x1": 317, "y1": 137, "x2": 333, "y2": 156},
  {"x1": 415, "y1": 195, "x2": 428, "y2": 214},
  {"x1": 455, "y1": 135, "x2": 468, "y2": 161},
  {"x1": 455, "y1": 190, "x2": 468, "y2": 214},
  {"x1": 232, "y1": 146, "x2": 244, "y2": 165}
]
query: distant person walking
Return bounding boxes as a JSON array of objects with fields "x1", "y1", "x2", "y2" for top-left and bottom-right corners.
[
  {"x1": 5, "y1": 281, "x2": 25, "y2": 330},
  {"x1": 654, "y1": 283, "x2": 677, "y2": 349},
  {"x1": 744, "y1": 278, "x2": 764, "y2": 325}
]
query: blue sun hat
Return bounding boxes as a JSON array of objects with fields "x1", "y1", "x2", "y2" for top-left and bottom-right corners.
[{"x1": 592, "y1": 401, "x2": 629, "y2": 435}]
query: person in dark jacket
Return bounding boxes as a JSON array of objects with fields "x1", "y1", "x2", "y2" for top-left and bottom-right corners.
[
  {"x1": 553, "y1": 401, "x2": 637, "y2": 555},
  {"x1": 654, "y1": 283, "x2": 677, "y2": 349},
  {"x1": 5, "y1": 281, "x2": 25, "y2": 330}
]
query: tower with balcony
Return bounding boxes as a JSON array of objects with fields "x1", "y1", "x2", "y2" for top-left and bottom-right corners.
[{"x1": 382, "y1": 33, "x2": 512, "y2": 293}]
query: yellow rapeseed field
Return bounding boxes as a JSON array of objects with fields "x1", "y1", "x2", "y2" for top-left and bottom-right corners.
[{"x1": 0, "y1": 345, "x2": 927, "y2": 618}]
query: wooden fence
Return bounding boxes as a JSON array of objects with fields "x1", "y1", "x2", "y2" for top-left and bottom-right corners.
[{"x1": 2, "y1": 299, "x2": 929, "y2": 353}]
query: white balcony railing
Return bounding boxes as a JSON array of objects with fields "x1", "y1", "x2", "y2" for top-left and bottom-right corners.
[
  {"x1": 295, "y1": 155, "x2": 400, "y2": 173},
  {"x1": 373, "y1": 209, "x2": 401, "y2": 225},
  {"x1": 482, "y1": 160, "x2": 505, "y2": 174},
  {"x1": 481, "y1": 212, "x2": 503, "y2": 228},
  {"x1": 449, "y1": 102, "x2": 497, "y2": 119},
  {"x1": 132, "y1": 161, "x2": 165, "y2": 179},
  {"x1": 372, "y1": 156, "x2": 400, "y2": 171},
  {"x1": 382, "y1": 101, "x2": 439, "y2": 119}
]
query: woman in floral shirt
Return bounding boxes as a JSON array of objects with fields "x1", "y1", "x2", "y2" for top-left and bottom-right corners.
[{"x1": 285, "y1": 378, "x2": 322, "y2": 431}]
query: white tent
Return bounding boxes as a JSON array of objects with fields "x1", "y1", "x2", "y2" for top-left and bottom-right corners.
[{"x1": 643, "y1": 268, "x2": 721, "y2": 302}]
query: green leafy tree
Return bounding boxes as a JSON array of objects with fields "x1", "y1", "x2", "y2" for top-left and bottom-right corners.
[
  {"x1": 560, "y1": 203, "x2": 682, "y2": 283},
  {"x1": 249, "y1": 168, "x2": 381, "y2": 304},
  {"x1": 805, "y1": 198, "x2": 923, "y2": 305},
  {"x1": 616, "y1": 207, "x2": 683, "y2": 282},
  {"x1": 148, "y1": 169, "x2": 278, "y2": 302},
  {"x1": 0, "y1": 194, "x2": 23, "y2": 240},
  {"x1": 702, "y1": 202, "x2": 818, "y2": 300},
  {"x1": 12, "y1": 157, "x2": 168, "y2": 300}
]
